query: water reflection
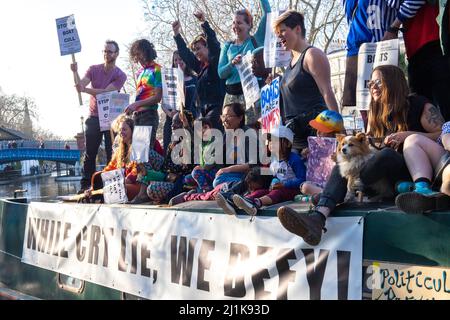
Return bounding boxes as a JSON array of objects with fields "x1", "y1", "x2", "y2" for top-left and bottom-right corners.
[{"x1": 0, "y1": 175, "x2": 80, "y2": 201}]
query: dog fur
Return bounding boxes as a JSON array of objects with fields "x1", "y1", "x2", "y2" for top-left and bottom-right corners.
[{"x1": 336, "y1": 132, "x2": 393, "y2": 201}]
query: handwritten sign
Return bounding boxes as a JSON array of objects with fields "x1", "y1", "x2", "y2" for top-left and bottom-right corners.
[
  {"x1": 96, "y1": 92, "x2": 130, "y2": 131},
  {"x1": 263, "y1": 11, "x2": 291, "y2": 68},
  {"x1": 369, "y1": 262, "x2": 450, "y2": 300},
  {"x1": 161, "y1": 67, "x2": 184, "y2": 114},
  {"x1": 260, "y1": 77, "x2": 281, "y2": 133},
  {"x1": 356, "y1": 39, "x2": 399, "y2": 110},
  {"x1": 130, "y1": 126, "x2": 152, "y2": 164},
  {"x1": 236, "y1": 51, "x2": 260, "y2": 108},
  {"x1": 101, "y1": 169, "x2": 127, "y2": 204},
  {"x1": 55, "y1": 15, "x2": 81, "y2": 56}
]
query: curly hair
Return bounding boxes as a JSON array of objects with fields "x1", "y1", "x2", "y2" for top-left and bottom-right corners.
[{"x1": 130, "y1": 39, "x2": 157, "y2": 64}]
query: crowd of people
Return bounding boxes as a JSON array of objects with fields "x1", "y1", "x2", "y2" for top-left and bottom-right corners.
[{"x1": 73, "y1": 2, "x2": 450, "y2": 246}]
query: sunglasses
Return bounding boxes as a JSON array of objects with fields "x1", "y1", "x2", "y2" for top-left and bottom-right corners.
[{"x1": 368, "y1": 79, "x2": 383, "y2": 89}]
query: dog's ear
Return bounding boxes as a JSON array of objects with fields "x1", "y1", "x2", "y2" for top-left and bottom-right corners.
[
  {"x1": 335, "y1": 134, "x2": 346, "y2": 143},
  {"x1": 355, "y1": 132, "x2": 366, "y2": 142}
]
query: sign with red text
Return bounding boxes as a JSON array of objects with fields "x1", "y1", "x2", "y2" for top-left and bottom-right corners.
[
  {"x1": 97, "y1": 92, "x2": 130, "y2": 131},
  {"x1": 260, "y1": 77, "x2": 281, "y2": 133},
  {"x1": 22, "y1": 202, "x2": 363, "y2": 300}
]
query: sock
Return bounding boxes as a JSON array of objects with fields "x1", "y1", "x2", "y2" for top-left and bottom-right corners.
[{"x1": 414, "y1": 177, "x2": 431, "y2": 185}]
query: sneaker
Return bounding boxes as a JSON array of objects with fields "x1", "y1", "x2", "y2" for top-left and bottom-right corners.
[
  {"x1": 395, "y1": 191, "x2": 450, "y2": 214},
  {"x1": 168, "y1": 192, "x2": 187, "y2": 206},
  {"x1": 395, "y1": 181, "x2": 414, "y2": 194},
  {"x1": 232, "y1": 195, "x2": 259, "y2": 216},
  {"x1": 216, "y1": 193, "x2": 237, "y2": 215},
  {"x1": 277, "y1": 206, "x2": 326, "y2": 246}
]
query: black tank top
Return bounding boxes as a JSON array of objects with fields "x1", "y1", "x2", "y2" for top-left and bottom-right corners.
[{"x1": 280, "y1": 46, "x2": 326, "y2": 121}]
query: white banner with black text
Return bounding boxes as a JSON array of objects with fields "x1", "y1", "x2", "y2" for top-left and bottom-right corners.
[{"x1": 22, "y1": 202, "x2": 363, "y2": 300}]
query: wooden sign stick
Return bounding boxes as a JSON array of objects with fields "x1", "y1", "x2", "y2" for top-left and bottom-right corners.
[{"x1": 71, "y1": 53, "x2": 83, "y2": 106}]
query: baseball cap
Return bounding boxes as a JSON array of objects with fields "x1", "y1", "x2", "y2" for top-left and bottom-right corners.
[
  {"x1": 309, "y1": 110, "x2": 344, "y2": 134},
  {"x1": 270, "y1": 125, "x2": 294, "y2": 143}
]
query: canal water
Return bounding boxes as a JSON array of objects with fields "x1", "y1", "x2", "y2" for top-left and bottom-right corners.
[{"x1": 0, "y1": 175, "x2": 80, "y2": 201}]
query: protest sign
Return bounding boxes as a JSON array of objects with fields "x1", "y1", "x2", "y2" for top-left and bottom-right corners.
[
  {"x1": 101, "y1": 169, "x2": 128, "y2": 204},
  {"x1": 161, "y1": 67, "x2": 184, "y2": 114},
  {"x1": 97, "y1": 92, "x2": 130, "y2": 132},
  {"x1": 356, "y1": 39, "x2": 399, "y2": 109},
  {"x1": 56, "y1": 14, "x2": 83, "y2": 105},
  {"x1": 236, "y1": 51, "x2": 260, "y2": 108},
  {"x1": 260, "y1": 77, "x2": 281, "y2": 133},
  {"x1": 130, "y1": 126, "x2": 152, "y2": 164},
  {"x1": 263, "y1": 11, "x2": 291, "y2": 68}
]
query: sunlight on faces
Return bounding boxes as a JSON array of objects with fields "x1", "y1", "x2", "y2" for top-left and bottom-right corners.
[
  {"x1": 173, "y1": 52, "x2": 186, "y2": 71},
  {"x1": 221, "y1": 106, "x2": 242, "y2": 130},
  {"x1": 192, "y1": 41, "x2": 208, "y2": 63},
  {"x1": 275, "y1": 23, "x2": 301, "y2": 51},
  {"x1": 103, "y1": 43, "x2": 118, "y2": 64},
  {"x1": 119, "y1": 121, "x2": 132, "y2": 144},
  {"x1": 370, "y1": 70, "x2": 383, "y2": 102},
  {"x1": 233, "y1": 14, "x2": 251, "y2": 38}
]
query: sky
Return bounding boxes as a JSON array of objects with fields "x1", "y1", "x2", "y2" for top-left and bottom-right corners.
[{"x1": 0, "y1": 0, "x2": 150, "y2": 139}]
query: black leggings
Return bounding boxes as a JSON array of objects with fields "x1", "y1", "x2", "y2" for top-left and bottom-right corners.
[{"x1": 317, "y1": 148, "x2": 411, "y2": 212}]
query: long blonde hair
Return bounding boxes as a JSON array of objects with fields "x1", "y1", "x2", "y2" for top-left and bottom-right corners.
[
  {"x1": 368, "y1": 65, "x2": 410, "y2": 138},
  {"x1": 111, "y1": 117, "x2": 134, "y2": 168}
]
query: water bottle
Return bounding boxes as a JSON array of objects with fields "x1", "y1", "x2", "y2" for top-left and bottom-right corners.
[{"x1": 294, "y1": 195, "x2": 311, "y2": 203}]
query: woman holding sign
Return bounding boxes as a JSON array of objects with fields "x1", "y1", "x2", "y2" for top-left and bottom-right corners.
[
  {"x1": 218, "y1": 0, "x2": 270, "y2": 122},
  {"x1": 83, "y1": 117, "x2": 140, "y2": 202},
  {"x1": 273, "y1": 10, "x2": 339, "y2": 152},
  {"x1": 125, "y1": 39, "x2": 162, "y2": 149}
]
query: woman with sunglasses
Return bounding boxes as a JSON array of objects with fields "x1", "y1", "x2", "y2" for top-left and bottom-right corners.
[{"x1": 277, "y1": 65, "x2": 444, "y2": 246}]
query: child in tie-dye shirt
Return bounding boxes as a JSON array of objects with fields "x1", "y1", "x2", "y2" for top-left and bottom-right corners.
[{"x1": 126, "y1": 39, "x2": 162, "y2": 148}]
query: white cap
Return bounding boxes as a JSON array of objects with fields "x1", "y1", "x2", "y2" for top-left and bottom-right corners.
[{"x1": 270, "y1": 125, "x2": 294, "y2": 143}]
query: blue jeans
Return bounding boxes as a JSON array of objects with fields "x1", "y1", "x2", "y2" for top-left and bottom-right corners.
[{"x1": 213, "y1": 172, "x2": 244, "y2": 188}]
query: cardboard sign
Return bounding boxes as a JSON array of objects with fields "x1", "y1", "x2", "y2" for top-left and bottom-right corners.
[
  {"x1": 356, "y1": 39, "x2": 399, "y2": 109},
  {"x1": 263, "y1": 11, "x2": 291, "y2": 68},
  {"x1": 96, "y1": 92, "x2": 130, "y2": 132},
  {"x1": 55, "y1": 15, "x2": 81, "y2": 56},
  {"x1": 306, "y1": 137, "x2": 337, "y2": 188},
  {"x1": 101, "y1": 169, "x2": 127, "y2": 204},
  {"x1": 130, "y1": 126, "x2": 152, "y2": 164},
  {"x1": 260, "y1": 77, "x2": 281, "y2": 133},
  {"x1": 161, "y1": 67, "x2": 184, "y2": 114},
  {"x1": 236, "y1": 51, "x2": 260, "y2": 108}
]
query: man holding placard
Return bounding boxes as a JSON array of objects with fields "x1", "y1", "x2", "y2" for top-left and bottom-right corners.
[{"x1": 71, "y1": 40, "x2": 127, "y2": 193}]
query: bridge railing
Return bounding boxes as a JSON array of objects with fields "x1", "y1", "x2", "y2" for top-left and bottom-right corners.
[{"x1": 0, "y1": 140, "x2": 78, "y2": 150}]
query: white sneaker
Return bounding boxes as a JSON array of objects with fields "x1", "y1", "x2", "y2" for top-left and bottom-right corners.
[
  {"x1": 216, "y1": 193, "x2": 236, "y2": 215},
  {"x1": 232, "y1": 194, "x2": 257, "y2": 216}
]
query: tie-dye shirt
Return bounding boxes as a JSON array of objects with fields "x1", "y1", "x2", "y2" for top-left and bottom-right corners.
[{"x1": 135, "y1": 61, "x2": 162, "y2": 111}]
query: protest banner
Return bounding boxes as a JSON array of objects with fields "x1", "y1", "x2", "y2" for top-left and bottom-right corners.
[
  {"x1": 236, "y1": 51, "x2": 260, "y2": 108},
  {"x1": 96, "y1": 92, "x2": 130, "y2": 132},
  {"x1": 101, "y1": 169, "x2": 128, "y2": 204},
  {"x1": 56, "y1": 14, "x2": 83, "y2": 105},
  {"x1": 260, "y1": 77, "x2": 281, "y2": 133},
  {"x1": 263, "y1": 11, "x2": 291, "y2": 68},
  {"x1": 161, "y1": 67, "x2": 184, "y2": 114},
  {"x1": 22, "y1": 202, "x2": 363, "y2": 300},
  {"x1": 130, "y1": 126, "x2": 152, "y2": 164},
  {"x1": 356, "y1": 39, "x2": 399, "y2": 110}
]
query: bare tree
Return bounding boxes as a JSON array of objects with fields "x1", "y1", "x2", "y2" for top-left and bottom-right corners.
[{"x1": 0, "y1": 94, "x2": 38, "y2": 131}]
